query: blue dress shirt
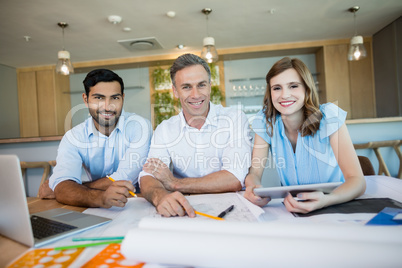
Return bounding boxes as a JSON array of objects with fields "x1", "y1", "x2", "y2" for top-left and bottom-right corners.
[
  {"x1": 49, "y1": 111, "x2": 152, "y2": 190},
  {"x1": 252, "y1": 103, "x2": 347, "y2": 186}
]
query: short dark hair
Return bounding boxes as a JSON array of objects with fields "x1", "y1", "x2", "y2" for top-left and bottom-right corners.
[
  {"x1": 170, "y1": 53, "x2": 211, "y2": 87},
  {"x1": 83, "y1": 69, "x2": 124, "y2": 96}
]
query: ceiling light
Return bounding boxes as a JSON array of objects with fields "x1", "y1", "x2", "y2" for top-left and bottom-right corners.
[
  {"x1": 347, "y1": 6, "x2": 367, "y2": 61},
  {"x1": 167, "y1": 11, "x2": 176, "y2": 18},
  {"x1": 200, "y1": 8, "x2": 218, "y2": 63},
  {"x1": 108, "y1": 15, "x2": 122, "y2": 24},
  {"x1": 55, "y1": 22, "x2": 74, "y2": 75},
  {"x1": 177, "y1": 44, "x2": 185, "y2": 49}
]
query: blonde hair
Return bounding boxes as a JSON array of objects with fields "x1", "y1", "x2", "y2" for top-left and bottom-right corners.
[{"x1": 263, "y1": 57, "x2": 322, "y2": 137}]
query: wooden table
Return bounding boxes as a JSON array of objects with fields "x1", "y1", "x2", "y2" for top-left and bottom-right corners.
[{"x1": 0, "y1": 197, "x2": 85, "y2": 267}]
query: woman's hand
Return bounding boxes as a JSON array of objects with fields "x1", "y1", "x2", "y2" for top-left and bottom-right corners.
[
  {"x1": 244, "y1": 183, "x2": 271, "y2": 207},
  {"x1": 283, "y1": 191, "x2": 328, "y2": 213}
]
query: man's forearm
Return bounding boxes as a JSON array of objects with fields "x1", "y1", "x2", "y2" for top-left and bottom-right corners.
[
  {"x1": 54, "y1": 180, "x2": 105, "y2": 207},
  {"x1": 174, "y1": 170, "x2": 242, "y2": 194},
  {"x1": 140, "y1": 176, "x2": 171, "y2": 207},
  {"x1": 83, "y1": 177, "x2": 112, "y2": 190}
]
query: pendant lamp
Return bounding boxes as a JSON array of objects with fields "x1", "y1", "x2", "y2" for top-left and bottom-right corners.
[
  {"x1": 56, "y1": 22, "x2": 74, "y2": 75},
  {"x1": 347, "y1": 6, "x2": 367, "y2": 61},
  {"x1": 200, "y1": 8, "x2": 218, "y2": 63}
]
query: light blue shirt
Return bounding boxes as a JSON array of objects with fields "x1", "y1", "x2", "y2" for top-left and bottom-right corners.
[
  {"x1": 252, "y1": 103, "x2": 347, "y2": 186},
  {"x1": 49, "y1": 111, "x2": 152, "y2": 190}
]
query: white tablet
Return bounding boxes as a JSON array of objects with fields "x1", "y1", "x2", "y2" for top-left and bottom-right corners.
[{"x1": 253, "y1": 182, "x2": 343, "y2": 199}]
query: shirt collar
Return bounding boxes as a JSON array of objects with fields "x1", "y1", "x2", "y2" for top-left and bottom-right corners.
[{"x1": 179, "y1": 102, "x2": 218, "y2": 130}]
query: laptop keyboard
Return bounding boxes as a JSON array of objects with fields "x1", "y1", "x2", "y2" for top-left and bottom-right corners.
[{"x1": 31, "y1": 215, "x2": 78, "y2": 239}]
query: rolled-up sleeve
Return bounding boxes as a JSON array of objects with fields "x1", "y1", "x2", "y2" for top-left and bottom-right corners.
[
  {"x1": 221, "y1": 109, "x2": 253, "y2": 186},
  {"x1": 138, "y1": 124, "x2": 171, "y2": 186},
  {"x1": 49, "y1": 131, "x2": 86, "y2": 191}
]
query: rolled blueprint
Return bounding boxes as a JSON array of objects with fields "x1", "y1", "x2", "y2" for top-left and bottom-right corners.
[{"x1": 121, "y1": 218, "x2": 402, "y2": 267}]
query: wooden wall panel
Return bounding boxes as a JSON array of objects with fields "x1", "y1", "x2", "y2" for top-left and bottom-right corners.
[
  {"x1": 17, "y1": 71, "x2": 39, "y2": 137},
  {"x1": 36, "y1": 70, "x2": 57, "y2": 136},
  {"x1": 323, "y1": 44, "x2": 352, "y2": 118},
  {"x1": 55, "y1": 74, "x2": 72, "y2": 135},
  {"x1": 315, "y1": 48, "x2": 326, "y2": 103},
  {"x1": 349, "y1": 41, "x2": 376, "y2": 119},
  {"x1": 217, "y1": 61, "x2": 226, "y2": 107}
]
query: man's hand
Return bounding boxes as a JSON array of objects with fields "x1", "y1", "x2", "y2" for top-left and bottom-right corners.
[
  {"x1": 143, "y1": 158, "x2": 177, "y2": 191},
  {"x1": 38, "y1": 180, "x2": 56, "y2": 199},
  {"x1": 100, "y1": 180, "x2": 135, "y2": 208},
  {"x1": 155, "y1": 191, "x2": 195, "y2": 218}
]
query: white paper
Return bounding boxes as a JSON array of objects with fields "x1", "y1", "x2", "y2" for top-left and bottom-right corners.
[{"x1": 122, "y1": 218, "x2": 402, "y2": 268}]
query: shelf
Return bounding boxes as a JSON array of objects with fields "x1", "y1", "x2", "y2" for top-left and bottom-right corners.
[
  {"x1": 229, "y1": 77, "x2": 265, "y2": 83},
  {"x1": 229, "y1": 94, "x2": 265, "y2": 99}
]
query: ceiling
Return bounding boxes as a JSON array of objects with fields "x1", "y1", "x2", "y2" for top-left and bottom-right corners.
[{"x1": 1, "y1": 0, "x2": 401, "y2": 69}]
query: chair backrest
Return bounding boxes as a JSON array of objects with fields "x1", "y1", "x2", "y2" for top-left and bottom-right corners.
[
  {"x1": 20, "y1": 161, "x2": 52, "y2": 197},
  {"x1": 358, "y1": 156, "x2": 375, "y2": 176}
]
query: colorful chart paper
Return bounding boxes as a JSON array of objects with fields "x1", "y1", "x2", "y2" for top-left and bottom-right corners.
[
  {"x1": 7, "y1": 248, "x2": 84, "y2": 268},
  {"x1": 82, "y1": 243, "x2": 144, "y2": 268}
]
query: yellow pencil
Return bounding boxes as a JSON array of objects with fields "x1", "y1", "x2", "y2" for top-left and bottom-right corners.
[
  {"x1": 107, "y1": 175, "x2": 137, "y2": 197},
  {"x1": 194, "y1": 210, "x2": 224, "y2": 221}
]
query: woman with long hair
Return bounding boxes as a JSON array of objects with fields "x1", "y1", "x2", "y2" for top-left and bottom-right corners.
[{"x1": 244, "y1": 57, "x2": 366, "y2": 213}]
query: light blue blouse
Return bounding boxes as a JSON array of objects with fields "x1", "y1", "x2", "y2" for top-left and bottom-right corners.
[{"x1": 252, "y1": 103, "x2": 347, "y2": 186}]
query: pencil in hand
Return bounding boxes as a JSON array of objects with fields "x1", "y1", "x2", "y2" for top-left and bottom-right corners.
[{"x1": 107, "y1": 175, "x2": 137, "y2": 197}]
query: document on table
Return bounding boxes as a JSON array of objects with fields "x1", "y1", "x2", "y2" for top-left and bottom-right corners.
[
  {"x1": 40, "y1": 192, "x2": 262, "y2": 267},
  {"x1": 83, "y1": 192, "x2": 263, "y2": 226},
  {"x1": 44, "y1": 192, "x2": 262, "y2": 248}
]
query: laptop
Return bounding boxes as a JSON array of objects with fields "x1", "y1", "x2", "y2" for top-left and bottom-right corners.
[{"x1": 0, "y1": 154, "x2": 111, "y2": 248}]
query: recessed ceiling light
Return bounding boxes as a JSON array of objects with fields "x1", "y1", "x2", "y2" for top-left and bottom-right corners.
[
  {"x1": 123, "y1": 27, "x2": 131, "y2": 32},
  {"x1": 177, "y1": 44, "x2": 185, "y2": 49},
  {"x1": 167, "y1": 11, "x2": 176, "y2": 18},
  {"x1": 108, "y1": 15, "x2": 122, "y2": 24}
]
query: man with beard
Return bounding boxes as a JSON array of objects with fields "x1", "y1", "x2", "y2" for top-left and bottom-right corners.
[{"x1": 43, "y1": 69, "x2": 151, "y2": 208}]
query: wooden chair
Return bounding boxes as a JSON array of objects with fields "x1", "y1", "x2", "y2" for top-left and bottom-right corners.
[
  {"x1": 20, "y1": 161, "x2": 54, "y2": 197},
  {"x1": 354, "y1": 140, "x2": 402, "y2": 178},
  {"x1": 358, "y1": 156, "x2": 375, "y2": 176}
]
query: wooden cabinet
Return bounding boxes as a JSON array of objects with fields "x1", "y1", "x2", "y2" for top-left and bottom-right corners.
[
  {"x1": 315, "y1": 40, "x2": 375, "y2": 119},
  {"x1": 17, "y1": 68, "x2": 71, "y2": 137},
  {"x1": 373, "y1": 16, "x2": 402, "y2": 117}
]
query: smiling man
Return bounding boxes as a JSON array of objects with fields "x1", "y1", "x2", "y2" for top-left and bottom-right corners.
[
  {"x1": 139, "y1": 54, "x2": 252, "y2": 217},
  {"x1": 43, "y1": 69, "x2": 152, "y2": 208}
]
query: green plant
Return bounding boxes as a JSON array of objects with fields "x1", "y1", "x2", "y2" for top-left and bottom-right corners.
[
  {"x1": 152, "y1": 67, "x2": 171, "y2": 89},
  {"x1": 208, "y1": 63, "x2": 219, "y2": 85},
  {"x1": 211, "y1": 85, "x2": 224, "y2": 105},
  {"x1": 153, "y1": 91, "x2": 180, "y2": 127}
]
